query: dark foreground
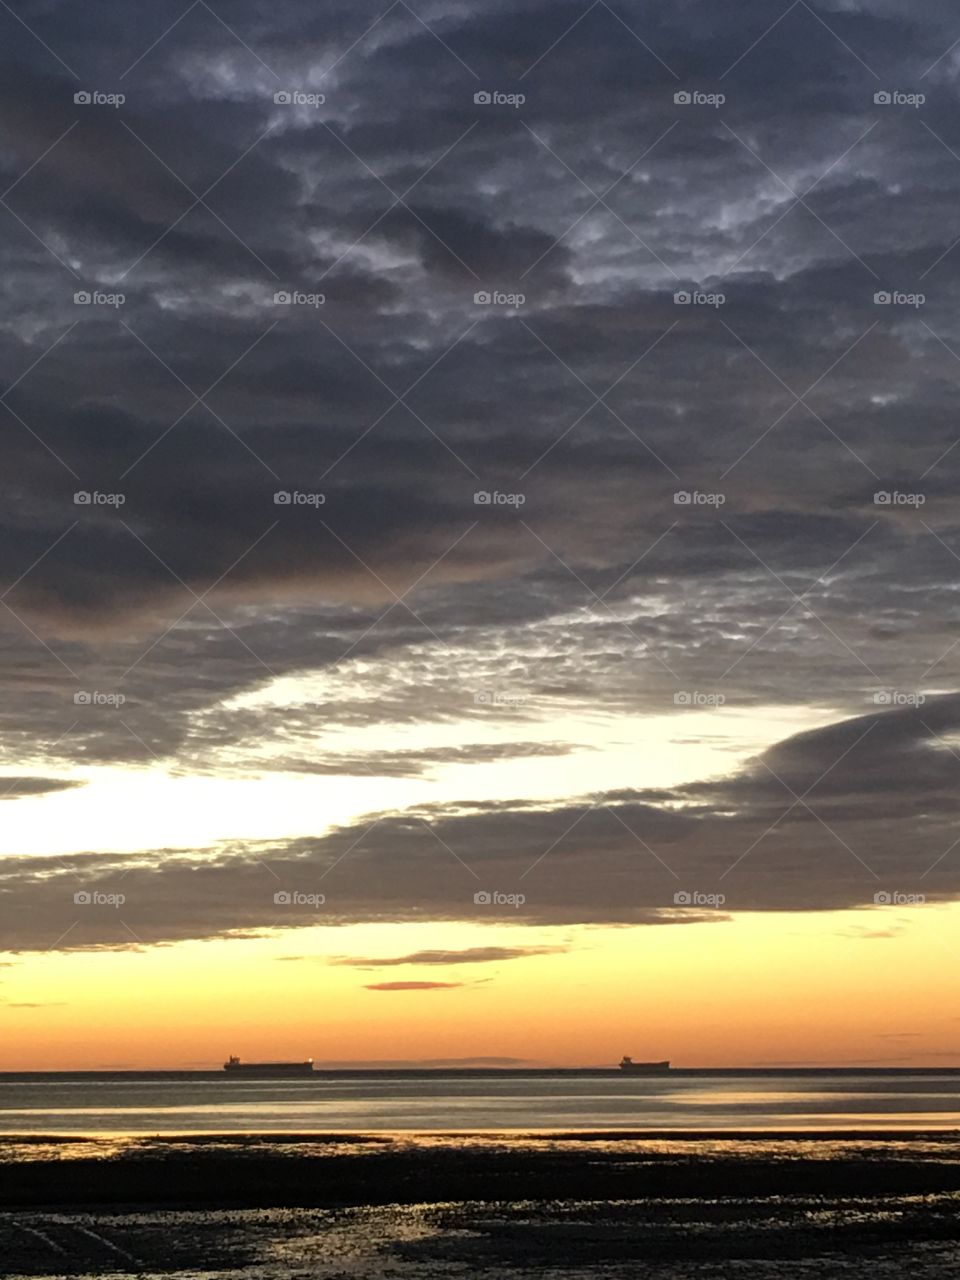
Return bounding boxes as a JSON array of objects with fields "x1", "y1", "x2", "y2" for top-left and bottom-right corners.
[{"x1": 2, "y1": 1132, "x2": 960, "y2": 1277}]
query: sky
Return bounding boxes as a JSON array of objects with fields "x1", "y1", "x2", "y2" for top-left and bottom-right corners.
[{"x1": 1, "y1": 0, "x2": 960, "y2": 1069}]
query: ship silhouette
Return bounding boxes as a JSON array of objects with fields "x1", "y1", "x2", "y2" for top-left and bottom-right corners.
[
  {"x1": 618, "y1": 1055, "x2": 670, "y2": 1073},
  {"x1": 223, "y1": 1055, "x2": 314, "y2": 1076}
]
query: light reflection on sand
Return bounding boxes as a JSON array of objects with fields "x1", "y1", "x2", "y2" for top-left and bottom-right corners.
[
  {"x1": 3, "y1": 1129, "x2": 960, "y2": 1164},
  {"x1": 2, "y1": 1190, "x2": 960, "y2": 1279}
]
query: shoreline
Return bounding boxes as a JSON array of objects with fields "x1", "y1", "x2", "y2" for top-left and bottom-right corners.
[
  {"x1": 2, "y1": 1130, "x2": 960, "y2": 1212},
  {"x1": 3, "y1": 1126, "x2": 960, "y2": 1142}
]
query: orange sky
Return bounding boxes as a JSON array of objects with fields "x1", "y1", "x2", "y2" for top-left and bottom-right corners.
[{"x1": 3, "y1": 907, "x2": 957, "y2": 1070}]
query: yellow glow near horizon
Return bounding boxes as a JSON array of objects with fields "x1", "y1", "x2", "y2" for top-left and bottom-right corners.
[
  {"x1": 2, "y1": 906, "x2": 957, "y2": 1070},
  {"x1": 4, "y1": 690, "x2": 946, "y2": 1072}
]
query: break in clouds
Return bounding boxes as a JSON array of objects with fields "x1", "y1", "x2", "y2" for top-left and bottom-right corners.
[{"x1": 2, "y1": 0, "x2": 960, "y2": 948}]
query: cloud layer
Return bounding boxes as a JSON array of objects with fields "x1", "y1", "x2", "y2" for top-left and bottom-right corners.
[
  {"x1": 1, "y1": 697, "x2": 957, "y2": 949},
  {"x1": 1, "y1": 1, "x2": 959, "y2": 948}
]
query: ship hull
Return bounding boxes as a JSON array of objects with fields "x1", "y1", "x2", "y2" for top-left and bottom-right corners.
[
  {"x1": 223, "y1": 1062, "x2": 314, "y2": 1076},
  {"x1": 619, "y1": 1060, "x2": 670, "y2": 1074}
]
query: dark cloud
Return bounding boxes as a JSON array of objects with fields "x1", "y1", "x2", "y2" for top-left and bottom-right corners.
[
  {"x1": 4, "y1": 1001, "x2": 67, "y2": 1008},
  {"x1": 254, "y1": 742, "x2": 589, "y2": 778},
  {"x1": 1, "y1": 0, "x2": 959, "y2": 949},
  {"x1": 363, "y1": 981, "x2": 463, "y2": 991},
  {"x1": 2, "y1": 699, "x2": 958, "y2": 950},
  {"x1": 325, "y1": 945, "x2": 570, "y2": 966},
  {"x1": 0, "y1": 777, "x2": 84, "y2": 799}
]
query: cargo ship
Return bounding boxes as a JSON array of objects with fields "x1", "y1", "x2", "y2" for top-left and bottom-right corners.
[
  {"x1": 618, "y1": 1056, "x2": 670, "y2": 1073},
  {"x1": 223, "y1": 1055, "x2": 314, "y2": 1076}
]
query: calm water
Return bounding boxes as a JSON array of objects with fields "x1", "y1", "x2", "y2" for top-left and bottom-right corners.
[{"x1": 1, "y1": 1071, "x2": 959, "y2": 1133}]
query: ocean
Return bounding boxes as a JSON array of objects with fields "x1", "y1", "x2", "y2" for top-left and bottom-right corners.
[{"x1": 1, "y1": 1069, "x2": 959, "y2": 1133}]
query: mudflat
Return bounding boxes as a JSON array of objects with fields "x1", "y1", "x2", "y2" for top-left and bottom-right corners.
[{"x1": 1, "y1": 1133, "x2": 959, "y2": 1277}]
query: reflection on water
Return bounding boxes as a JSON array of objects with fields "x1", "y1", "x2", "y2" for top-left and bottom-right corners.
[{"x1": 1, "y1": 1073, "x2": 960, "y2": 1134}]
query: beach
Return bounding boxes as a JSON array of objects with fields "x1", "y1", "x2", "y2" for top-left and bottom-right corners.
[
  {"x1": 2, "y1": 1132, "x2": 960, "y2": 1277},
  {"x1": 2, "y1": 1074, "x2": 959, "y2": 1276}
]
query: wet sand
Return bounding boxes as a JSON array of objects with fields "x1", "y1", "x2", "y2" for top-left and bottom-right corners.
[{"x1": 1, "y1": 1133, "x2": 959, "y2": 1277}]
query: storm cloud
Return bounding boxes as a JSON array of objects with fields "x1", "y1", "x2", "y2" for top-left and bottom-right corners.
[{"x1": 1, "y1": 1, "x2": 959, "y2": 949}]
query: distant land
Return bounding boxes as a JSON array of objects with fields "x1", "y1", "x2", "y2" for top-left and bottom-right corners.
[{"x1": 1, "y1": 1065, "x2": 959, "y2": 1078}]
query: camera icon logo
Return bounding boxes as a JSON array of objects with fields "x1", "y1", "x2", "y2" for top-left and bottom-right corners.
[
  {"x1": 874, "y1": 91, "x2": 892, "y2": 105},
  {"x1": 73, "y1": 691, "x2": 92, "y2": 705},
  {"x1": 873, "y1": 490, "x2": 891, "y2": 504},
  {"x1": 873, "y1": 690, "x2": 892, "y2": 705},
  {"x1": 474, "y1": 91, "x2": 491, "y2": 105},
  {"x1": 73, "y1": 491, "x2": 92, "y2": 504},
  {"x1": 673, "y1": 691, "x2": 692, "y2": 705},
  {"x1": 273, "y1": 491, "x2": 292, "y2": 505},
  {"x1": 74, "y1": 290, "x2": 91, "y2": 305},
  {"x1": 474, "y1": 890, "x2": 492, "y2": 904},
  {"x1": 474, "y1": 491, "x2": 492, "y2": 504},
  {"x1": 673, "y1": 890, "x2": 692, "y2": 904},
  {"x1": 273, "y1": 290, "x2": 292, "y2": 304},
  {"x1": 874, "y1": 291, "x2": 891, "y2": 305},
  {"x1": 74, "y1": 890, "x2": 92, "y2": 904},
  {"x1": 274, "y1": 91, "x2": 292, "y2": 104},
  {"x1": 674, "y1": 90, "x2": 691, "y2": 105},
  {"x1": 474, "y1": 290, "x2": 491, "y2": 304},
  {"x1": 673, "y1": 491, "x2": 692, "y2": 504},
  {"x1": 873, "y1": 890, "x2": 892, "y2": 904},
  {"x1": 273, "y1": 890, "x2": 292, "y2": 904},
  {"x1": 74, "y1": 90, "x2": 91, "y2": 105},
  {"x1": 673, "y1": 290, "x2": 691, "y2": 304}
]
